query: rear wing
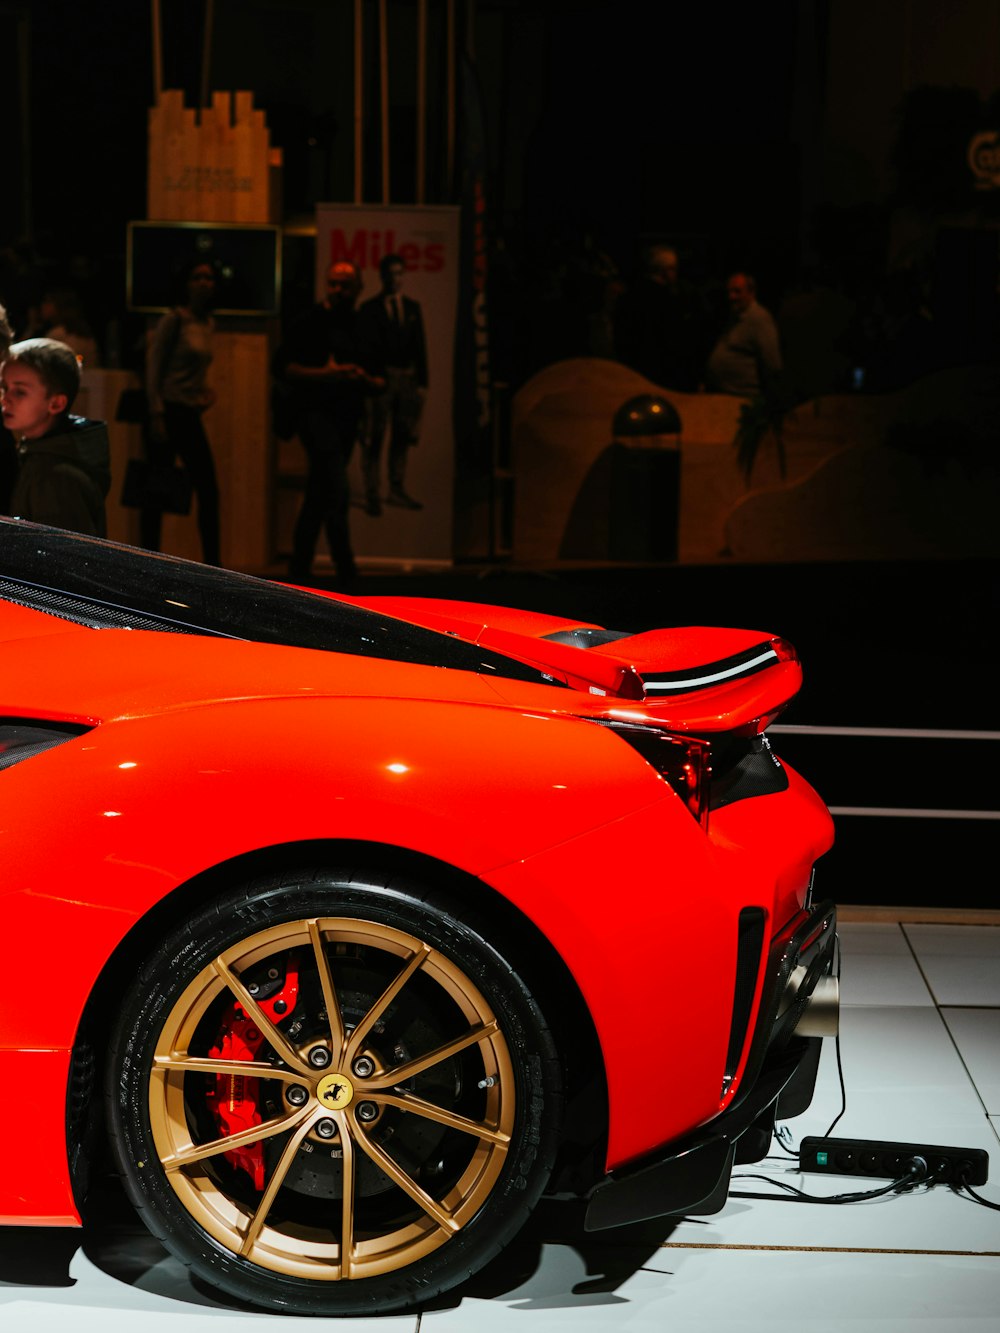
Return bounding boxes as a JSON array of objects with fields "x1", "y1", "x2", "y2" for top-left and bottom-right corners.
[{"x1": 351, "y1": 595, "x2": 802, "y2": 733}]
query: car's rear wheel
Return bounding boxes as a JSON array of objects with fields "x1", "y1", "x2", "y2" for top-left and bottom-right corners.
[{"x1": 106, "y1": 868, "x2": 563, "y2": 1315}]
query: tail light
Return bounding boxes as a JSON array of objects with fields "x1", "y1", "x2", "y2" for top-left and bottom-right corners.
[{"x1": 588, "y1": 719, "x2": 712, "y2": 829}]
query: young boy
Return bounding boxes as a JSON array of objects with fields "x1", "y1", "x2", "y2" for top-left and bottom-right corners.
[{"x1": 0, "y1": 336, "x2": 111, "y2": 536}]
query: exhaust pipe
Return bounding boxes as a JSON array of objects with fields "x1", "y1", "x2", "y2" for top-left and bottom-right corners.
[{"x1": 794, "y1": 974, "x2": 840, "y2": 1037}]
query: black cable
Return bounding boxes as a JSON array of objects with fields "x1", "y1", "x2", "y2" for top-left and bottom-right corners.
[
  {"x1": 770, "y1": 932, "x2": 845, "y2": 1159},
  {"x1": 770, "y1": 1139, "x2": 799, "y2": 1160},
  {"x1": 730, "y1": 1155, "x2": 930, "y2": 1205},
  {"x1": 925, "y1": 1160, "x2": 1000, "y2": 1211},
  {"x1": 955, "y1": 1176, "x2": 1000, "y2": 1212},
  {"x1": 747, "y1": 937, "x2": 1000, "y2": 1214},
  {"x1": 821, "y1": 932, "x2": 846, "y2": 1138},
  {"x1": 770, "y1": 1124, "x2": 798, "y2": 1159},
  {"x1": 771, "y1": 932, "x2": 846, "y2": 1161},
  {"x1": 821, "y1": 1031, "x2": 847, "y2": 1137}
]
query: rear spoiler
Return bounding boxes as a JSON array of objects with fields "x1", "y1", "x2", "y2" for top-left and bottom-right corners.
[{"x1": 349, "y1": 595, "x2": 802, "y2": 733}]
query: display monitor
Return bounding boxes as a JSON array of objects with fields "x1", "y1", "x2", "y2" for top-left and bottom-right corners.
[{"x1": 126, "y1": 221, "x2": 281, "y2": 315}]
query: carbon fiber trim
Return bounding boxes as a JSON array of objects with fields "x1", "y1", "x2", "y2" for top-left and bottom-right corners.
[
  {"x1": 0, "y1": 577, "x2": 192, "y2": 633},
  {"x1": 710, "y1": 735, "x2": 789, "y2": 810},
  {"x1": 542, "y1": 628, "x2": 633, "y2": 649},
  {"x1": 0, "y1": 720, "x2": 92, "y2": 770},
  {"x1": 641, "y1": 641, "x2": 779, "y2": 694}
]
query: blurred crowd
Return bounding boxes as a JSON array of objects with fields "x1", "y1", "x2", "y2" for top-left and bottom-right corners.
[
  {"x1": 1, "y1": 209, "x2": 995, "y2": 564},
  {"x1": 488, "y1": 221, "x2": 993, "y2": 406},
  {"x1": 3, "y1": 205, "x2": 990, "y2": 411}
]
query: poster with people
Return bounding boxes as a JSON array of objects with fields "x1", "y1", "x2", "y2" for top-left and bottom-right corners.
[{"x1": 313, "y1": 204, "x2": 460, "y2": 565}]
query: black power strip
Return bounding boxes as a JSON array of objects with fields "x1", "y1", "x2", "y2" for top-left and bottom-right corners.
[{"x1": 800, "y1": 1136, "x2": 989, "y2": 1186}]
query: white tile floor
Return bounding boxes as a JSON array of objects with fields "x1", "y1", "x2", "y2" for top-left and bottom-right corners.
[{"x1": 2, "y1": 918, "x2": 998, "y2": 1332}]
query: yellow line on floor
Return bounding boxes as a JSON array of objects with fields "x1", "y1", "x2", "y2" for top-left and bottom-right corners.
[{"x1": 659, "y1": 1242, "x2": 1000, "y2": 1256}]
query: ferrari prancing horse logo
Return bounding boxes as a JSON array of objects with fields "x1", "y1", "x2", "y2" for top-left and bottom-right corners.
[{"x1": 316, "y1": 1072, "x2": 354, "y2": 1109}]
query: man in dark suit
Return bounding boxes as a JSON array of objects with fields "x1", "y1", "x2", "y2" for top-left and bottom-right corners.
[
  {"x1": 272, "y1": 260, "x2": 384, "y2": 584},
  {"x1": 357, "y1": 253, "x2": 428, "y2": 514}
]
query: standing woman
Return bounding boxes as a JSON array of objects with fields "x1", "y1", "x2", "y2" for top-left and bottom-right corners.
[{"x1": 143, "y1": 257, "x2": 220, "y2": 564}]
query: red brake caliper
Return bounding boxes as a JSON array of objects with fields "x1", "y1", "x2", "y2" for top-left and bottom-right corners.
[{"x1": 205, "y1": 956, "x2": 301, "y2": 1189}]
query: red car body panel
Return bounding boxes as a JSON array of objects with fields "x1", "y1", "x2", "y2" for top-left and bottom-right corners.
[{"x1": 0, "y1": 531, "x2": 835, "y2": 1234}]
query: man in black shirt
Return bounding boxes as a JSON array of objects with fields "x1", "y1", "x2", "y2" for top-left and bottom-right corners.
[{"x1": 273, "y1": 261, "x2": 384, "y2": 584}]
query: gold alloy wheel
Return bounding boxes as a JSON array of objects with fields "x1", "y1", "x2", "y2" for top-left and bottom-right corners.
[{"x1": 147, "y1": 916, "x2": 516, "y2": 1281}]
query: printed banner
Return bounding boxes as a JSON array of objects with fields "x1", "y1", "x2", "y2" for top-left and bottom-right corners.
[{"x1": 453, "y1": 51, "x2": 493, "y2": 478}]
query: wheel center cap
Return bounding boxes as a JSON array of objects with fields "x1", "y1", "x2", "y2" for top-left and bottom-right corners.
[{"x1": 316, "y1": 1072, "x2": 355, "y2": 1110}]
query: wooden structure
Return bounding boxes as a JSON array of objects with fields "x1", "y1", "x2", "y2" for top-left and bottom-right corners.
[
  {"x1": 107, "y1": 89, "x2": 282, "y2": 569},
  {"x1": 147, "y1": 90, "x2": 278, "y2": 224}
]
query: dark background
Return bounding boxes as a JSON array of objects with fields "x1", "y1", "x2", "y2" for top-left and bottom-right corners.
[{"x1": 4, "y1": 0, "x2": 1000, "y2": 377}]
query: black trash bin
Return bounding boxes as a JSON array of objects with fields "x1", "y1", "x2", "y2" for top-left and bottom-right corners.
[
  {"x1": 608, "y1": 439, "x2": 681, "y2": 561},
  {"x1": 608, "y1": 394, "x2": 682, "y2": 561}
]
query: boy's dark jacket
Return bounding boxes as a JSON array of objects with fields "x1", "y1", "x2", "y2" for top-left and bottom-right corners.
[{"x1": 9, "y1": 414, "x2": 111, "y2": 537}]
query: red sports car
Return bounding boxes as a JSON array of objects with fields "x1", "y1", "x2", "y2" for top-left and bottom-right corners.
[{"x1": 0, "y1": 518, "x2": 837, "y2": 1316}]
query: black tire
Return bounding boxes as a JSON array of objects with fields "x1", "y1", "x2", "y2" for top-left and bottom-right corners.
[{"x1": 105, "y1": 867, "x2": 563, "y2": 1316}]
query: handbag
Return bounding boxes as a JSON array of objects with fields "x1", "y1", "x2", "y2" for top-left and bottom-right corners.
[{"x1": 120, "y1": 457, "x2": 194, "y2": 515}]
